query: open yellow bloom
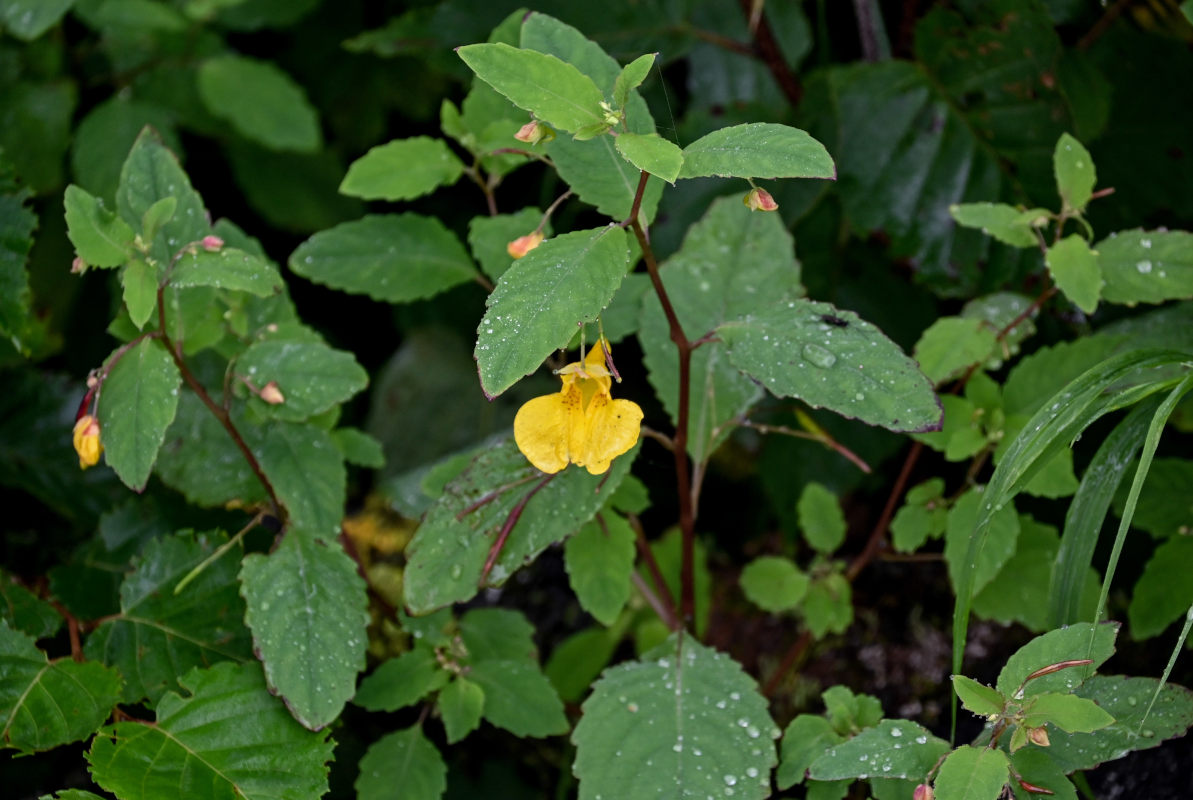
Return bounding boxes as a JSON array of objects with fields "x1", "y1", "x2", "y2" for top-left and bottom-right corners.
[
  {"x1": 73, "y1": 414, "x2": 103, "y2": 469},
  {"x1": 514, "y1": 342, "x2": 643, "y2": 475}
]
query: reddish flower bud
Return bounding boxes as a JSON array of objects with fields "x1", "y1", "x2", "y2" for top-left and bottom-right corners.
[
  {"x1": 260, "y1": 381, "x2": 285, "y2": 405},
  {"x1": 1027, "y1": 726, "x2": 1051, "y2": 747},
  {"x1": 743, "y1": 187, "x2": 778, "y2": 212},
  {"x1": 201, "y1": 235, "x2": 224, "y2": 252},
  {"x1": 913, "y1": 784, "x2": 934, "y2": 800},
  {"x1": 507, "y1": 231, "x2": 544, "y2": 259},
  {"x1": 514, "y1": 121, "x2": 554, "y2": 145},
  {"x1": 71, "y1": 256, "x2": 88, "y2": 274}
]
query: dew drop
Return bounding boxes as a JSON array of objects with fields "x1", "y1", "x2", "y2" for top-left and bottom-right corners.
[{"x1": 1137, "y1": 259, "x2": 1153, "y2": 274}]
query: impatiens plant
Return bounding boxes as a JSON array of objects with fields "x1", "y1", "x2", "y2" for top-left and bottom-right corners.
[{"x1": 4, "y1": 2, "x2": 1193, "y2": 800}]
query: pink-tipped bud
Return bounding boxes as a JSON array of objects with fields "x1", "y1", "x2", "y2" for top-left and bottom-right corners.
[
  {"x1": 260, "y1": 381, "x2": 285, "y2": 405},
  {"x1": 514, "y1": 121, "x2": 554, "y2": 145},
  {"x1": 743, "y1": 187, "x2": 778, "y2": 212},
  {"x1": 1027, "y1": 726, "x2": 1051, "y2": 747},
  {"x1": 201, "y1": 235, "x2": 224, "y2": 252},
  {"x1": 507, "y1": 232, "x2": 544, "y2": 259},
  {"x1": 71, "y1": 256, "x2": 88, "y2": 274},
  {"x1": 913, "y1": 784, "x2": 934, "y2": 800}
]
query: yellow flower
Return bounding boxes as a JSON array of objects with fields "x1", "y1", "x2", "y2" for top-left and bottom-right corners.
[
  {"x1": 514, "y1": 342, "x2": 643, "y2": 475},
  {"x1": 73, "y1": 414, "x2": 103, "y2": 469}
]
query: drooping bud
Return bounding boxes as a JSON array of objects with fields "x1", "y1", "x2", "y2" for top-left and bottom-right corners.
[
  {"x1": 743, "y1": 187, "x2": 778, "y2": 212},
  {"x1": 913, "y1": 784, "x2": 934, "y2": 800},
  {"x1": 1027, "y1": 726, "x2": 1051, "y2": 747},
  {"x1": 507, "y1": 231, "x2": 544, "y2": 259},
  {"x1": 514, "y1": 121, "x2": 554, "y2": 145},
  {"x1": 201, "y1": 235, "x2": 224, "y2": 252},
  {"x1": 72, "y1": 415, "x2": 103, "y2": 469},
  {"x1": 71, "y1": 256, "x2": 88, "y2": 274},
  {"x1": 260, "y1": 381, "x2": 285, "y2": 405}
]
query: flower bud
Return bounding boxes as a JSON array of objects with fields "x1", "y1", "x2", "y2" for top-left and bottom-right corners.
[
  {"x1": 260, "y1": 381, "x2": 285, "y2": 405},
  {"x1": 743, "y1": 187, "x2": 778, "y2": 212},
  {"x1": 1027, "y1": 725, "x2": 1050, "y2": 747},
  {"x1": 72, "y1": 415, "x2": 103, "y2": 469},
  {"x1": 71, "y1": 256, "x2": 88, "y2": 274},
  {"x1": 201, "y1": 235, "x2": 224, "y2": 252},
  {"x1": 913, "y1": 784, "x2": 934, "y2": 800},
  {"x1": 514, "y1": 121, "x2": 554, "y2": 145},
  {"x1": 507, "y1": 231, "x2": 544, "y2": 259}
]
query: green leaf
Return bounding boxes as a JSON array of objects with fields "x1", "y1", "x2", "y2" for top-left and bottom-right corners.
[
  {"x1": 0, "y1": 156, "x2": 36, "y2": 354},
  {"x1": 803, "y1": 572, "x2": 853, "y2": 639},
  {"x1": 573, "y1": 634, "x2": 778, "y2": 800},
  {"x1": 777, "y1": 715, "x2": 842, "y2": 790},
  {"x1": 614, "y1": 53, "x2": 655, "y2": 109},
  {"x1": 63, "y1": 185, "x2": 135, "y2": 267},
  {"x1": 808, "y1": 720, "x2": 950, "y2": 782},
  {"x1": 71, "y1": 98, "x2": 180, "y2": 203},
  {"x1": 237, "y1": 339, "x2": 368, "y2": 422},
  {"x1": 678, "y1": 123, "x2": 834, "y2": 180},
  {"x1": 913, "y1": 317, "x2": 999, "y2": 386},
  {"x1": 0, "y1": 623, "x2": 121, "y2": 753},
  {"x1": 944, "y1": 489, "x2": 1020, "y2": 596},
  {"x1": 797, "y1": 483, "x2": 847, "y2": 553},
  {"x1": 355, "y1": 647, "x2": 448, "y2": 712},
  {"x1": 197, "y1": 56, "x2": 321, "y2": 153},
  {"x1": 96, "y1": 337, "x2": 181, "y2": 491},
  {"x1": 141, "y1": 197, "x2": 177, "y2": 243},
  {"x1": 88, "y1": 662, "x2": 333, "y2": 799},
  {"x1": 1097, "y1": 229, "x2": 1193, "y2": 305},
  {"x1": 1047, "y1": 235, "x2": 1102, "y2": 314},
  {"x1": 548, "y1": 135, "x2": 664, "y2": 222},
  {"x1": 718, "y1": 299, "x2": 942, "y2": 434},
  {"x1": 641, "y1": 196, "x2": 802, "y2": 462},
  {"x1": 996, "y1": 622, "x2": 1118, "y2": 699},
  {"x1": 564, "y1": 513, "x2": 635, "y2": 625},
  {"x1": 1021, "y1": 692, "x2": 1114, "y2": 732},
  {"x1": 1054, "y1": 133, "x2": 1096, "y2": 212},
  {"x1": 890, "y1": 502, "x2": 947, "y2": 553},
  {"x1": 822, "y1": 685, "x2": 883, "y2": 734},
  {"x1": 155, "y1": 394, "x2": 268, "y2": 509},
  {"x1": 331, "y1": 427, "x2": 384, "y2": 468},
  {"x1": 340, "y1": 137, "x2": 465, "y2": 201},
  {"x1": 0, "y1": 81, "x2": 76, "y2": 194},
  {"x1": 1049, "y1": 400, "x2": 1155, "y2": 626},
  {"x1": 932, "y1": 746, "x2": 1009, "y2": 800},
  {"x1": 975, "y1": 516, "x2": 1097, "y2": 632},
  {"x1": 948, "y1": 202, "x2": 1039, "y2": 249},
  {"x1": 614, "y1": 132, "x2": 682, "y2": 183},
  {"x1": 438, "y1": 676, "x2": 485, "y2": 744},
  {"x1": 404, "y1": 439, "x2": 634, "y2": 613},
  {"x1": 476, "y1": 226, "x2": 629, "y2": 397},
  {"x1": 289, "y1": 214, "x2": 478, "y2": 303},
  {"x1": 0, "y1": 0, "x2": 74, "y2": 39},
  {"x1": 39, "y1": 791, "x2": 106, "y2": 800},
  {"x1": 1112, "y1": 457, "x2": 1193, "y2": 539},
  {"x1": 1046, "y1": 675, "x2": 1193, "y2": 771},
  {"x1": 240, "y1": 531, "x2": 369, "y2": 730},
  {"x1": 84, "y1": 531, "x2": 252, "y2": 704},
  {"x1": 644, "y1": 529, "x2": 712, "y2": 638},
  {"x1": 468, "y1": 659, "x2": 568, "y2": 737},
  {"x1": 545, "y1": 628, "x2": 618, "y2": 704},
  {"x1": 460, "y1": 608, "x2": 539, "y2": 664},
  {"x1": 952, "y1": 675, "x2": 1005, "y2": 718},
  {"x1": 740, "y1": 556, "x2": 809, "y2": 613},
  {"x1": 169, "y1": 247, "x2": 284, "y2": 297},
  {"x1": 456, "y1": 43, "x2": 606, "y2": 134},
  {"x1": 0, "y1": 572, "x2": 60, "y2": 640},
  {"x1": 120, "y1": 258, "x2": 158, "y2": 329},
  {"x1": 355, "y1": 725, "x2": 446, "y2": 800},
  {"x1": 117, "y1": 129, "x2": 211, "y2": 266},
  {"x1": 254, "y1": 421, "x2": 346, "y2": 541},
  {"x1": 468, "y1": 207, "x2": 547, "y2": 281},
  {"x1": 1129, "y1": 536, "x2": 1193, "y2": 639}
]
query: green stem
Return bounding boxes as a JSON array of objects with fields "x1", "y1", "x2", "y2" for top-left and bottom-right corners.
[{"x1": 174, "y1": 513, "x2": 265, "y2": 595}]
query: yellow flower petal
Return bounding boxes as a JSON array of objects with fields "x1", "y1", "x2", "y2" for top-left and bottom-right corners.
[
  {"x1": 573, "y1": 395, "x2": 643, "y2": 475},
  {"x1": 73, "y1": 415, "x2": 103, "y2": 469},
  {"x1": 514, "y1": 392, "x2": 572, "y2": 474}
]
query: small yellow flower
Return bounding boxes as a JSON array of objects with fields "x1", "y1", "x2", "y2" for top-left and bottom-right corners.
[
  {"x1": 507, "y1": 231, "x2": 544, "y2": 259},
  {"x1": 73, "y1": 415, "x2": 103, "y2": 469},
  {"x1": 514, "y1": 342, "x2": 643, "y2": 475}
]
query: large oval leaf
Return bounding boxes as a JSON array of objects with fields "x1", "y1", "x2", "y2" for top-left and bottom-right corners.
[
  {"x1": 678, "y1": 123, "x2": 834, "y2": 180},
  {"x1": 718, "y1": 299, "x2": 942, "y2": 433},
  {"x1": 96, "y1": 337, "x2": 181, "y2": 491}
]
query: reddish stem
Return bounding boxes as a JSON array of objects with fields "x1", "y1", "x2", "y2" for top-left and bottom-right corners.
[
  {"x1": 737, "y1": 0, "x2": 802, "y2": 106},
  {"x1": 628, "y1": 513, "x2": 681, "y2": 630},
  {"x1": 480, "y1": 473, "x2": 556, "y2": 583}
]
